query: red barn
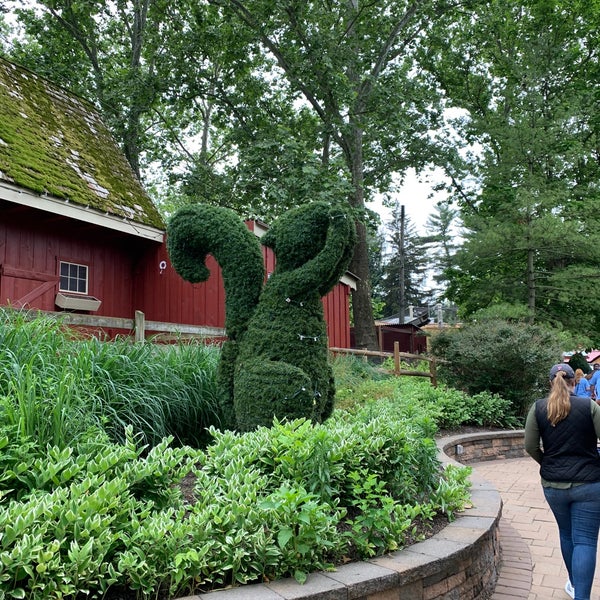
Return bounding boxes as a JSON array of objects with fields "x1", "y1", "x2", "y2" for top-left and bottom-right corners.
[{"x1": 0, "y1": 57, "x2": 354, "y2": 347}]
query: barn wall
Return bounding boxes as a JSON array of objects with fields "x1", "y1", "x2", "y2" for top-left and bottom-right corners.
[
  {"x1": 377, "y1": 325, "x2": 427, "y2": 354},
  {"x1": 322, "y1": 283, "x2": 351, "y2": 348},
  {"x1": 0, "y1": 203, "x2": 139, "y2": 322},
  {"x1": 134, "y1": 242, "x2": 226, "y2": 329},
  {"x1": 0, "y1": 204, "x2": 352, "y2": 348}
]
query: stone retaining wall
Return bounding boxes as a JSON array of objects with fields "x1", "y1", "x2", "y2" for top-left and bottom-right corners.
[
  {"x1": 178, "y1": 430, "x2": 525, "y2": 600},
  {"x1": 440, "y1": 430, "x2": 526, "y2": 465}
]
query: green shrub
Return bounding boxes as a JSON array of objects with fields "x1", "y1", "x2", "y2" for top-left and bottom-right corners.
[
  {"x1": 0, "y1": 426, "x2": 196, "y2": 600},
  {"x1": 336, "y1": 374, "x2": 520, "y2": 430},
  {"x1": 429, "y1": 319, "x2": 563, "y2": 415},
  {"x1": 568, "y1": 352, "x2": 591, "y2": 375},
  {"x1": 0, "y1": 411, "x2": 471, "y2": 599}
]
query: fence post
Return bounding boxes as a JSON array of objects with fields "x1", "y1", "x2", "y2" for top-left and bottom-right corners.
[
  {"x1": 134, "y1": 310, "x2": 145, "y2": 343},
  {"x1": 430, "y1": 357, "x2": 437, "y2": 388},
  {"x1": 394, "y1": 341, "x2": 400, "y2": 375}
]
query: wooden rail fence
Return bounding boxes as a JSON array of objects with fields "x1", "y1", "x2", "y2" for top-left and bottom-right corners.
[
  {"x1": 29, "y1": 309, "x2": 226, "y2": 342},
  {"x1": 329, "y1": 341, "x2": 437, "y2": 387},
  {"x1": 23, "y1": 310, "x2": 437, "y2": 385}
]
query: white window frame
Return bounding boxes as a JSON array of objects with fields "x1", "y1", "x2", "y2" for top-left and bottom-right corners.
[{"x1": 59, "y1": 261, "x2": 89, "y2": 295}]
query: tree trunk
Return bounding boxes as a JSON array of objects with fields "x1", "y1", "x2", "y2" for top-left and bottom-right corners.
[{"x1": 348, "y1": 125, "x2": 379, "y2": 350}]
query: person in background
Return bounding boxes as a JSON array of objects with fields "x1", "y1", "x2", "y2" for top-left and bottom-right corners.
[
  {"x1": 574, "y1": 368, "x2": 592, "y2": 398},
  {"x1": 524, "y1": 363, "x2": 600, "y2": 600},
  {"x1": 588, "y1": 363, "x2": 600, "y2": 400}
]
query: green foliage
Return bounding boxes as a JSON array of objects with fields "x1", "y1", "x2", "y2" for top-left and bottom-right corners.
[
  {"x1": 0, "y1": 310, "x2": 495, "y2": 599},
  {"x1": 167, "y1": 204, "x2": 265, "y2": 340},
  {"x1": 469, "y1": 303, "x2": 534, "y2": 323},
  {"x1": 0, "y1": 403, "x2": 471, "y2": 598},
  {"x1": 424, "y1": 1, "x2": 600, "y2": 340},
  {"x1": 429, "y1": 319, "x2": 563, "y2": 416},
  {"x1": 418, "y1": 386, "x2": 520, "y2": 430},
  {"x1": 330, "y1": 353, "x2": 389, "y2": 405},
  {"x1": 567, "y1": 352, "x2": 591, "y2": 375},
  {"x1": 0, "y1": 425, "x2": 195, "y2": 600},
  {"x1": 168, "y1": 202, "x2": 356, "y2": 432},
  {"x1": 428, "y1": 464, "x2": 472, "y2": 522},
  {"x1": 336, "y1": 372, "x2": 520, "y2": 432},
  {"x1": 0, "y1": 308, "x2": 221, "y2": 448}
]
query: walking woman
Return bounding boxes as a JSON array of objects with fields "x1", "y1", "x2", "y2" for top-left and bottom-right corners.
[{"x1": 525, "y1": 363, "x2": 600, "y2": 600}]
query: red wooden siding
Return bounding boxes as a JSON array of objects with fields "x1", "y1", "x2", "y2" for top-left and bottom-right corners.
[
  {"x1": 0, "y1": 201, "x2": 352, "y2": 348},
  {"x1": 0, "y1": 202, "x2": 140, "y2": 321},
  {"x1": 322, "y1": 282, "x2": 351, "y2": 348},
  {"x1": 350, "y1": 324, "x2": 427, "y2": 354},
  {"x1": 134, "y1": 242, "x2": 226, "y2": 329}
]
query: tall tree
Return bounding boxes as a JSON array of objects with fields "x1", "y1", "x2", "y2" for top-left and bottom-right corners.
[
  {"x1": 204, "y1": 0, "x2": 451, "y2": 349},
  {"x1": 379, "y1": 203, "x2": 430, "y2": 318},
  {"x1": 423, "y1": 0, "x2": 600, "y2": 338},
  {"x1": 424, "y1": 202, "x2": 460, "y2": 299}
]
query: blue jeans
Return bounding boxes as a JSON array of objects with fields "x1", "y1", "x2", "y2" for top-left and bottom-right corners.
[{"x1": 544, "y1": 481, "x2": 600, "y2": 600}]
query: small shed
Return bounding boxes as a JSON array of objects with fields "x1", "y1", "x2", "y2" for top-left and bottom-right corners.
[
  {"x1": 367, "y1": 308, "x2": 430, "y2": 354},
  {"x1": 0, "y1": 57, "x2": 354, "y2": 347}
]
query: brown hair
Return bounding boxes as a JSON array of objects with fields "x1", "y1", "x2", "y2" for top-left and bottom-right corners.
[{"x1": 547, "y1": 371, "x2": 572, "y2": 426}]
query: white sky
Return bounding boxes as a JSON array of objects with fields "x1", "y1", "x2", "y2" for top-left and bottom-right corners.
[{"x1": 371, "y1": 167, "x2": 448, "y2": 235}]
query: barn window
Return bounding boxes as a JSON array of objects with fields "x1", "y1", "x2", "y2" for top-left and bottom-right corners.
[{"x1": 59, "y1": 261, "x2": 88, "y2": 294}]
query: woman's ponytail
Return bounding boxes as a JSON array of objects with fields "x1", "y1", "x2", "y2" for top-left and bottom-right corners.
[{"x1": 547, "y1": 371, "x2": 571, "y2": 426}]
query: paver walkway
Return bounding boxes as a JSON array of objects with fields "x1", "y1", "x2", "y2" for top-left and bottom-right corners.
[{"x1": 474, "y1": 457, "x2": 600, "y2": 600}]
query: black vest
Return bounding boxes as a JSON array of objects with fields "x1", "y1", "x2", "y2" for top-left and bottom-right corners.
[{"x1": 535, "y1": 395, "x2": 600, "y2": 483}]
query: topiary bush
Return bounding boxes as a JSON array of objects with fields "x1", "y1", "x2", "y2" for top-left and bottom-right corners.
[
  {"x1": 167, "y1": 204, "x2": 266, "y2": 429},
  {"x1": 568, "y1": 351, "x2": 591, "y2": 375},
  {"x1": 428, "y1": 319, "x2": 563, "y2": 416},
  {"x1": 167, "y1": 202, "x2": 356, "y2": 431}
]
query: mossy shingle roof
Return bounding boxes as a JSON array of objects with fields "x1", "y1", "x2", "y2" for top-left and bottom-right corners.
[{"x1": 0, "y1": 57, "x2": 164, "y2": 230}]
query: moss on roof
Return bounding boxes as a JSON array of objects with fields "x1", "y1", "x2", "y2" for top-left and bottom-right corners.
[{"x1": 0, "y1": 57, "x2": 164, "y2": 230}]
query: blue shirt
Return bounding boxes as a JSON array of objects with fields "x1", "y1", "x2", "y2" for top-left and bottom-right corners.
[
  {"x1": 575, "y1": 378, "x2": 592, "y2": 398},
  {"x1": 589, "y1": 370, "x2": 600, "y2": 398}
]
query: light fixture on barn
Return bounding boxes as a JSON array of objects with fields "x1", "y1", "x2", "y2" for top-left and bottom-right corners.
[{"x1": 159, "y1": 260, "x2": 167, "y2": 275}]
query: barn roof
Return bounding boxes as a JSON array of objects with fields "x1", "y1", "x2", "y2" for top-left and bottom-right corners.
[{"x1": 0, "y1": 57, "x2": 164, "y2": 240}]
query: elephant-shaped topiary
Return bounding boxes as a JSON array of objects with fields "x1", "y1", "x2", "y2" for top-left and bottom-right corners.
[{"x1": 167, "y1": 201, "x2": 356, "y2": 431}]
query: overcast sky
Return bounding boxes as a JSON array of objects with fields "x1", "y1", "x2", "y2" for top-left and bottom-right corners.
[{"x1": 371, "y1": 167, "x2": 448, "y2": 235}]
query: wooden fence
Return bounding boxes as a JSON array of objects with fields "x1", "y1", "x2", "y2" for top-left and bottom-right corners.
[
  {"x1": 329, "y1": 341, "x2": 437, "y2": 387},
  {"x1": 34, "y1": 309, "x2": 226, "y2": 342},
  {"x1": 26, "y1": 311, "x2": 437, "y2": 385}
]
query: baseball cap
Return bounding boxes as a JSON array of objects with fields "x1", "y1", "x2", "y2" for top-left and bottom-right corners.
[{"x1": 549, "y1": 363, "x2": 575, "y2": 381}]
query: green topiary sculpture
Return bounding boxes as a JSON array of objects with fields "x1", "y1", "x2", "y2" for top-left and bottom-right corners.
[{"x1": 167, "y1": 201, "x2": 356, "y2": 431}]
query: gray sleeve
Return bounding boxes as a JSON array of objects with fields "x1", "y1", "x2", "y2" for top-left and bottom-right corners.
[{"x1": 524, "y1": 402, "x2": 543, "y2": 464}]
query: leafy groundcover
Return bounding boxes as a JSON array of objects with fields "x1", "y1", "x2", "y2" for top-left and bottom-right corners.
[{"x1": 0, "y1": 401, "x2": 471, "y2": 600}]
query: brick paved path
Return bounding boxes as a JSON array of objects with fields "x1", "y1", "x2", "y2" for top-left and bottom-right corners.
[{"x1": 474, "y1": 457, "x2": 600, "y2": 600}]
